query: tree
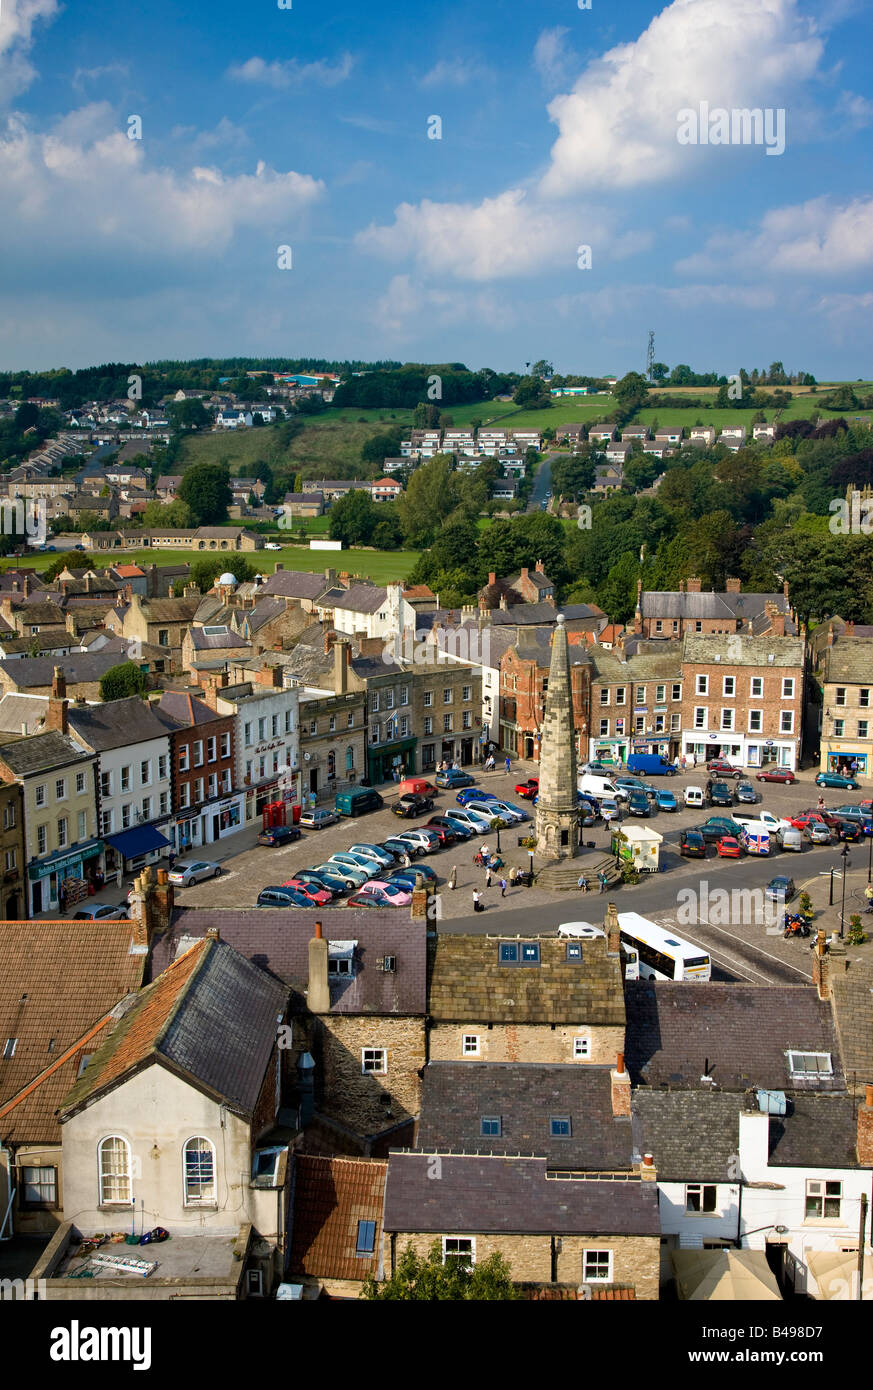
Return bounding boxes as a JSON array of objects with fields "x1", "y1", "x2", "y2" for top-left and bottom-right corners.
[
  {"x1": 292, "y1": 471, "x2": 304, "y2": 495},
  {"x1": 100, "y1": 663, "x2": 148, "y2": 702},
  {"x1": 513, "y1": 376, "x2": 551, "y2": 410},
  {"x1": 43, "y1": 553, "x2": 108, "y2": 582},
  {"x1": 613, "y1": 372, "x2": 649, "y2": 417},
  {"x1": 140, "y1": 499, "x2": 193, "y2": 528},
  {"x1": 361, "y1": 428, "x2": 405, "y2": 469},
  {"x1": 167, "y1": 398, "x2": 211, "y2": 431},
  {"x1": 361, "y1": 1242, "x2": 521, "y2": 1301},
  {"x1": 328, "y1": 489, "x2": 378, "y2": 546},
  {"x1": 551, "y1": 451, "x2": 595, "y2": 500},
  {"x1": 396, "y1": 456, "x2": 460, "y2": 547},
  {"x1": 189, "y1": 553, "x2": 258, "y2": 592},
  {"x1": 529, "y1": 359, "x2": 553, "y2": 379},
  {"x1": 178, "y1": 464, "x2": 232, "y2": 525}
]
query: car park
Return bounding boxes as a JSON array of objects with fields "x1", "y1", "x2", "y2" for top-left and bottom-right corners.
[
  {"x1": 435, "y1": 768, "x2": 476, "y2": 789},
  {"x1": 168, "y1": 860, "x2": 222, "y2": 887},
  {"x1": 656, "y1": 790, "x2": 678, "y2": 812},
  {"x1": 815, "y1": 771, "x2": 859, "y2": 790},
  {"x1": 380, "y1": 837, "x2": 419, "y2": 859},
  {"x1": 805, "y1": 822, "x2": 833, "y2": 844},
  {"x1": 515, "y1": 778, "x2": 539, "y2": 799},
  {"x1": 312, "y1": 860, "x2": 367, "y2": 889},
  {"x1": 627, "y1": 792, "x2": 650, "y2": 817},
  {"x1": 832, "y1": 805, "x2": 873, "y2": 832},
  {"x1": 736, "y1": 780, "x2": 758, "y2": 804},
  {"x1": 299, "y1": 808, "x2": 339, "y2": 830},
  {"x1": 457, "y1": 788, "x2": 497, "y2": 806},
  {"x1": 450, "y1": 807, "x2": 498, "y2": 833},
  {"x1": 280, "y1": 878, "x2": 333, "y2": 905},
  {"x1": 424, "y1": 818, "x2": 458, "y2": 845},
  {"x1": 679, "y1": 829, "x2": 706, "y2": 858},
  {"x1": 294, "y1": 869, "x2": 347, "y2": 897},
  {"x1": 397, "y1": 828, "x2": 441, "y2": 854},
  {"x1": 599, "y1": 798, "x2": 621, "y2": 822},
  {"x1": 72, "y1": 903, "x2": 129, "y2": 920},
  {"x1": 709, "y1": 781, "x2": 736, "y2": 808},
  {"x1": 716, "y1": 835, "x2": 743, "y2": 858},
  {"x1": 386, "y1": 863, "x2": 438, "y2": 889},
  {"x1": 257, "y1": 824, "x2": 302, "y2": 847},
  {"x1": 765, "y1": 875, "x2": 796, "y2": 902},
  {"x1": 256, "y1": 887, "x2": 314, "y2": 908},
  {"x1": 833, "y1": 819, "x2": 862, "y2": 842},
  {"x1": 684, "y1": 786, "x2": 705, "y2": 808},
  {"x1": 348, "y1": 843, "x2": 394, "y2": 868},
  {"x1": 706, "y1": 759, "x2": 744, "y2": 778},
  {"x1": 429, "y1": 815, "x2": 471, "y2": 840},
  {"x1": 392, "y1": 793, "x2": 434, "y2": 818}
]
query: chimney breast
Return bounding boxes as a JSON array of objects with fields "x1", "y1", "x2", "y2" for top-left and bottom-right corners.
[
  {"x1": 308, "y1": 921, "x2": 330, "y2": 1013},
  {"x1": 857, "y1": 1084, "x2": 873, "y2": 1165}
]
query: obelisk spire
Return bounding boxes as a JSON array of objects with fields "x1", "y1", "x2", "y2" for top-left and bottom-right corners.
[{"x1": 534, "y1": 613, "x2": 580, "y2": 860}]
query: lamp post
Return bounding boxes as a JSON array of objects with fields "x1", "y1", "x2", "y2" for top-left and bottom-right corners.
[
  {"x1": 840, "y1": 841, "x2": 851, "y2": 939},
  {"x1": 736, "y1": 1222, "x2": 789, "y2": 1250},
  {"x1": 867, "y1": 824, "x2": 872, "y2": 886}
]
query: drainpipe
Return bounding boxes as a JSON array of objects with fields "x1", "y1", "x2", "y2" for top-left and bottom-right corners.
[{"x1": 0, "y1": 1140, "x2": 14, "y2": 1240}]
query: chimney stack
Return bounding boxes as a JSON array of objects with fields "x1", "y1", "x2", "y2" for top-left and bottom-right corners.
[
  {"x1": 335, "y1": 639, "x2": 348, "y2": 695},
  {"x1": 307, "y1": 921, "x2": 330, "y2": 1013},
  {"x1": 604, "y1": 901, "x2": 620, "y2": 956},
  {"x1": 857, "y1": 1085, "x2": 873, "y2": 1165},
  {"x1": 640, "y1": 1153, "x2": 657, "y2": 1181},
  {"x1": 610, "y1": 1053, "x2": 631, "y2": 1117},
  {"x1": 725, "y1": 577, "x2": 741, "y2": 593},
  {"x1": 46, "y1": 666, "x2": 69, "y2": 735},
  {"x1": 686, "y1": 577, "x2": 702, "y2": 594}
]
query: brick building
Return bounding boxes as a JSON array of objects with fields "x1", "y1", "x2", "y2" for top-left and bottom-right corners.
[
  {"x1": 813, "y1": 630, "x2": 873, "y2": 778},
  {"x1": 0, "y1": 781, "x2": 25, "y2": 919},
  {"x1": 588, "y1": 641, "x2": 683, "y2": 766},
  {"x1": 635, "y1": 577, "x2": 794, "y2": 639},
  {"x1": 157, "y1": 691, "x2": 240, "y2": 850},
  {"x1": 680, "y1": 634, "x2": 805, "y2": 771},
  {"x1": 499, "y1": 629, "x2": 590, "y2": 761}
]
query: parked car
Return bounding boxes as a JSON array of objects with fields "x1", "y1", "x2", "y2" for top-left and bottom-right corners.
[
  {"x1": 424, "y1": 818, "x2": 458, "y2": 846},
  {"x1": 755, "y1": 768, "x2": 796, "y2": 784},
  {"x1": 293, "y1": 869, "x2": 346, "y2": 898},
  {"x1": 515, "y1": 778, "x2": 539, "y2": 799},
  {"x1": 716, "y1": 835, "x2": 743, "y2": 858},
  {"x1": 833, "y1": 818, "x2": 863, "y2": 842},
  {"x1": 709, "y1": 781, "x2": 736, "y2": 808},
  {"x1": 435, "y1": 768, "x2": 476, "y2": 789},
  {"x1": 487, "y1": 799, "x2": 528, "y2": 823},
  {"x1": 168, "y1": 860, "x2": 222, "y2": 887},
  {"x1": 832, "y1": 805, "x2": 873, "y2": 832},
  {"x1": 396, "y1": 828, "x2": 442, "y2": 854},
  {"x1": 684, "y1": 786, "x2": 705, "y2": 808},
  {"x1": 264, "y1": 542, "x2": 282, "y2": 550},
  {"x1": 776, "y1": 826, "x2": 804, "y2": 852},
  {"x1": 697, "y1": 817, "x2": 745, "y2": 842},
  {"x1": 656, "y1": 790, "x2": 678, "y2": 812},
  {"x1": 428, "y1": 815, "x2": 471, "y2": 840},
  {"x1": 816, "y1": 771, "x2": 859, "y2": 790},
  {"x1": 386, "y1": 863, "x2": 438, "y2": 888},
  {"x1": 312, "y1": 860, "x2": 367, "y2": 890},
  {"x1": 706, "y1": 759, "x2": 744, "y2": 778},
  {"x1": 805, "y1": 821, "x2": 833, "y2": 844},
  {"x1": 392, "y1": 793, "x2": 434, "y2": 818},
  {"x1": 347, "y1": 886, "x2": 410, "y2": 908},
  {"x1": 457, "y1": 788, "x2": 497, "y2": 807},
  {"x1": 450, "y1": 807, "x2": 498, "y2": 833},
  {"x1": 348, "y1": 843, "x2": 394, "y2": 868},
  {"x1": 352, "y1": 880, "x2": 412, "y2": 906},
  {"x1": 627, "y1": 792, "x2": 650, "y2": 817},
  {"x1": 735, "y1": 780, "x2": 758, "y2": 804},
  {"x1": 789, "y1": 812, "x2": 826, "y2": 832},
  {"x1": 299, "y1": 808, "x2": 339, "y2": 830},
  {"x1": 765, "y1": 875, "x2": 796, "y2": 902},
  {"x1": 615, "y1": 776, "x2": 646, "y2": 797},
  {"x1": 257, "y1": 824, "x2": 302, "y2": 847},
  {"x1": 280, "y1": 878, "x2": 333, "y2": 906},
  {"x1": 72, "y1": 903, "x2": 129, "y2": 920},
  {"x1": 256, "y1": 887, "x2": 314, "y2": 908},
  {"x1": 581, "y1": 761, "x2": 614, "y2": 775},
  {"x1": 679, "y1": 829, "x2": 707, "y2": 858},
  {"x1": 329, "y1": 851, "x2": 383, "y2": 877},
  {"x1": 599, "y1": 798, "x2": 622, "y2": 822},
  {"x1": 465, "y1": 799, "x2": 510, "y2": 827},
  {"x1": 380, "y1": 837, "x2": 420, "y2": 859}
]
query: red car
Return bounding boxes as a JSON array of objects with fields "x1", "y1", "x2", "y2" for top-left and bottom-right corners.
[
  {"x1": 716, "y1": 835, "x2": 743, "y2": 858},
  {"x1": 515, "y1": 778, "x2": 539, "y2": 799},
  {"x1": 756, "y1": 769, "x2": 796, "y2": 783},
  {"x1": 281, "y1": 877, "x2": 332, "y2": 906},
  {"x1": 790, "y1": 812, "x2": 826, "y2": 831},
  {"x1": 706, "y1": 760, "x2": 744, "y2": 778}
]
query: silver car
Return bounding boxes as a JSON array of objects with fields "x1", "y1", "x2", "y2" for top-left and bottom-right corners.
[
  {"x1": 299, "y1": 808, "x2": 338, "y2": 829},
  {"x1": 168, "y1": 860, "x2": 222, "y2": 887}
]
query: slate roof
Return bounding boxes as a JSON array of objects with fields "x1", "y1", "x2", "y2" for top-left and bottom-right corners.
[
  {"x1": 0, "y1": 921, "x2": 147, "y2": 1144},
  {"x1": 260, "y1": 570, "x2": 330, "y2": 601},
  {"x1": 148, "y1": 908, "x2": 428, "y2": 1017},
  {"x1": 289, "y1": 1156, "x2": 387, "y2": 1282},
  {"x1": 428, "y1": 935, "x2": 625, "y2": 1026},
  {"x1": 418, "y1": 1063, "x2": 634, "y2": 1170},
  {"x1": 138, "y1": 596, "x2": 199, "y2": 622},
  {"x1": 590, "y1": 642, "x2": 683, "y2": 683},
  {"x1": 632, "y1": 1090, "x2": 748, "y2": 1182},
  {"x1": 0, "y1": 651, "x2": 122, "y2": 690},
  {"x1": 320, "y1": 583, "x2": 388, "y2": 616},
  {"x1": 829, "y1": 953, "x2": 873, "y2": 1095},
  {"x1": 246, "y1": 596, "x2": 287, "y2": 632},
  {"x1": 489, "y1": 602, "x2": 599, "y2": 628},
  {"x1": 624, "y1": 982, "x2": 844, "y2": 1092},
  {"x1": 157, "y1": 691, "x2": 225, "y2": 728},
  {"x1": 187, "y1": 627, "x2": 250, "y2": 650},
  {"x1": 60, "y1": 937, "x2": 287, "y2": 1118},
  {"x1": 67, "y1": 696, "x2": 176, "y2": 752},
  {"x1": 821, "y1": 641, "x2": 873, "y2": 686},
  {"x1": 767, "y1": 1093, "x2": 862, "y2": 1168},
  {"x1": 681, "y1": 635, "x2": 804, "y2": 669},
  {"x1": 383, "y1": 1154, "x2": 660, "y2": 1236},
  {"x1": 0, "y1": 692, "x2": 47, "y2": 735},
  {"x1": 0, "y1": 729, "x2": 93, "y2": 775}
]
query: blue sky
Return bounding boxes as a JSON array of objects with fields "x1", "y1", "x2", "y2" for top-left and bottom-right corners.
[{"x1": 2, "y1": 0, "x2": 873, "y2": 376}]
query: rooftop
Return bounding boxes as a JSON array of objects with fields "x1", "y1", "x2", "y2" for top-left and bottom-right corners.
[{"x1": 289, "y1": 1155, "x2": 387, "y2": 1283}]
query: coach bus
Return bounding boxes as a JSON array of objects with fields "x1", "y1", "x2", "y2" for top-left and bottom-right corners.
[{"x1": 617, "y1": 911, "x2": 711, "y2": 982}]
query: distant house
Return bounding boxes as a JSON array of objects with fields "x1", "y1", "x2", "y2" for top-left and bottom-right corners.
[
  {"x1": 605, "y1": 440, "x2": 632, "y2": 464},
  {"x1": 689, "y1": 426, "x2": 716, "y2": 446},
  {"x1": 550, "y1": 385, "x2": 589, "y2": 397},
  {"x1": 281, "y1": 492, "x2": 325, "y2": 518},
  {"x1": 753, "y1": 423, "x2": 776, "y2": 441}
]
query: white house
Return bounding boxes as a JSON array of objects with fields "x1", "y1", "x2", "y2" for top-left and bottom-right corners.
[{"x1": 212, "y1": 670, "x2": 301, "y2": 821}]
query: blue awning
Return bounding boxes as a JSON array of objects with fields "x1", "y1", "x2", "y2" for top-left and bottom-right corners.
[{"x1": 104, "y1": 825, "x2": 171, "y2": 860}]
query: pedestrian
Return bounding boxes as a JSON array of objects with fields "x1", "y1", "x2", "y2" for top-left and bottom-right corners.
[
  {"x1": 473, "y1": 888, "x2": 484, "y2": 913},
  {"x1": 578, "y1": 873, "x2": 587, "y2": 892},
  {"x1": 599, "y1": 870, "x2": 607, "y2": 893},
  {"x1": 499, "y1": 876, "x2": 507, "y2": 898},
  {"x1": 680, "y1": 754, "x2": 686, "y2": 771},
  {"x1": 402, "y1": 851, "x2": 411, "y2": 868},
  {"x1": 168, "y1": 850, "x2": 176, "y2": 871},
  {"x1": 485, "y1": 865, "x2": 492, "y2": 888},
  {"x1": 449, "y1": 865, "x2": 457, "y2": 890},
  {"x1": 480, "y1": 843, "x2": 490, "y2": 862},
  {"x1": 817, "y1": 796, "x2": 825, "y2": 811},
  {"x1": 505, "y1": 756, "x2": 511, "y2": 774}
]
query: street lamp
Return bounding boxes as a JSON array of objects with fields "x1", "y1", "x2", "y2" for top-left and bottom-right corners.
[
  {"x1": 840, "y1": 841, "x2": 851, "y2": 939},
  {"x1": 737, "y1": 1223, "x2": 789, "y2": 1249}
]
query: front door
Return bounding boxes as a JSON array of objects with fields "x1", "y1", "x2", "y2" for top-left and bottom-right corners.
[
  {"x1": 213, "y1": 814, "x2": 221, "y2": 840},
  {"x1": 32, "y1": 878, "x2": 42, "y2": 913},
  {"x1": 461, "y1": 738, "x2": 473, "y2": 766}
]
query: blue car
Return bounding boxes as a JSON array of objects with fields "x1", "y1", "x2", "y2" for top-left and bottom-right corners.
[
  {"x1": 435, "y1": 768, "x2": 476, "y2": 789},
  {"x1": 456, "y1": 788, "x2": 498, "y2": 807},
  {"x1": 816, "y1": 771, "x2": 860, "y2": 790},
  {"x1": 656, "y1": 790, "x2": 678, "y2": 811}
]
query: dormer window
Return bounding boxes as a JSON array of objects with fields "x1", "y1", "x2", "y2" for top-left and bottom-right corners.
[{"x1": 787, "y1": 1050, "x2": 832, "y2": 1078}]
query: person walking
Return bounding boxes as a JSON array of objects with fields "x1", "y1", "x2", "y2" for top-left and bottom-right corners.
[
  {"x1": 485, "y1": 865, "x2": 493, "y2": 889},
  {"x1": 499, "y1": 876, "x2": 507, "y2": 898},
  {"x1": 599, "y1": 870, "x2": 607, "y2": 893},
  {"x1": 473, "y1": 888, "x2": 484, "y2": 913},
  {"x1": 402, "y1": 851, "x2": 411, "y2": 868},
  {"x1": 504, "y1": 755, "x2": 511, "y2": 775},
  {"x1": 680, "y1": 754, "x2": 687, "y2": 771},
  {"x1": 449, "y1": 864, "x2": 457, "y2": 891},
  {"x1": 817, "y1": 796, "x2": 826, "y2": 812}
]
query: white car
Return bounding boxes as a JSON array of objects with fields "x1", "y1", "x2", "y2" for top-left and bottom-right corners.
[
  {"x1": 329, "y1": 851, "x2": 382, "y2": 879},
  {"x1": 264, "y1": 542, "x2": 283, "y2": 550},
  {"x1": 348, "y1": 843, "x2": 394, "y2": 868},
  {"x1": 396, "y1": 829, "x2": 440, "y2": 854},
  {"x1": 168, "y1": 860, "x2": 222, "y2": 887},
  {"x1": 465, "y1": 799, "x2": 512, "y2": 825},
  {"x1": 72, "y1": 903, "x2": 129, "y2": 920},
  {"x1": 482, "y1": 799, "x2": 526, "y2": 824},
  {"x1": 450, "y1": 807, "x2": 497, "y2": 833}
]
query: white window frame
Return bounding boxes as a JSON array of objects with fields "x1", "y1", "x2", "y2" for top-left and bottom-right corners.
[
  {"x1": 442, "y1": 1237, "x2": 475, "y2": 1268},
  {"x1": 782, "y1": 678, "x2": 795, "y2": 700},
  {"x1": 582, "y1": 1248, "x2": 613, "y2": 1283},
  {"x1": 749, "y1": 709, "x2": 763, "y2": 733},
  {"x1": 696, "y1": 675, "x2": 709, "y2": 695},
  {"x1": 685, "y1": 1183, "x2": 718, "y2": 1214},
  {"x1": 721, "y1": 708, "x2": 734, "y2": 731},
  {"x1": 780, "y1": 710, "x2": 794, "y2": 734},
  {"x1": 722, "y1": 676, "x2": 735, "y2": 697},
  {"x1": 805, "y1": 1179, "x2": 842, "y2": 1221},
  {"x1": 750, "y1": 677, "x2": 763, "y2": 698},
  {"x1": 183, "y1": 1136, "x2": 217, "y2": 1206},
  {"x1": 462, "y1": 1034, "x2": 480, "y2": 1056},
  {"x1": 573, "y1": 1036, "x2": 590, "y2": 1059},
  {"x1": 98, "y1": 1135, "x2": 133, "y2": 1206},
  {"x1": 361, "y1": 1048, "x2": 387, "y2": 1075},
  {"x1": 694, "y1": 707, "x2": 706, "y2": 729}
]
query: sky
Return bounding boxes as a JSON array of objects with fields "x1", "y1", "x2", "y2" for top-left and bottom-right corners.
[{"x1": 1, "y1": 0, "x2": 872, "y2": 377}]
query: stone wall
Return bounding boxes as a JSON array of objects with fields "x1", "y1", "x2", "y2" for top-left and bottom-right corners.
[
  {"x1": 315, "y1": 1015, "x2": 426, "y2": 1137},
  {"x1": 428, "y1": 1021, "x2": 626, "y2": 1067}
]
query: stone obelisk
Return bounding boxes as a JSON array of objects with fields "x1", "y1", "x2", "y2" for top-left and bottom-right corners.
[{"x1": 535, "y1": 613, "x2": 580, "y2": 860}]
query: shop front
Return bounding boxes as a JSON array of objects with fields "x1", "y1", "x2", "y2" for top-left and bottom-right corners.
[
  {"x1": 28, "y1": 838, "x2": 104, "y2": 916},
  {"x1": 682, "y1": 735, "x2": 798, "y2": 770},
  {"x1": 102, "y1": 825, "x2": 172, "y2": 889},
  {"x1": 823, "y1": 744, "x2": 869, "y2": 777},
  {"x1": 366, "y1": 737, "x2": 417, "y2": 786},
  {"x1": 587, "y1": 734, "x2": 629, "y2": 766},
  {"x1": 174, "y1": 793, "x2": 245, "y2": 851}
]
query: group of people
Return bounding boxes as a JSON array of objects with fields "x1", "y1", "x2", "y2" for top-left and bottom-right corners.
[
  {"x1": 482, "y1": 753, "x2": 513, "y2": 774},
  {"x1": 577, "y1": 870, "x2": 609, "y2": 893}
]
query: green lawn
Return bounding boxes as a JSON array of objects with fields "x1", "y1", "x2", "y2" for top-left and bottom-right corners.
[
  {"x1": 7, "y1": 544, "x2": 419, "y2": 584},
  {"x1": 508, "y1": 397, "x2": 617, "y2": 430}
]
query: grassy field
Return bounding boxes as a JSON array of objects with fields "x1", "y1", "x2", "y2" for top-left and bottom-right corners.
[
  {"x1": 8, "y1": 544, "x2": 419, "y2": 584},
  {"x1": 507, "y1": 397, "x2": 617, "y2": 430}
]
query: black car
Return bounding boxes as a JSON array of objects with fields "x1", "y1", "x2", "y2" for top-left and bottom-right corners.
[
  {"x1": 257, "y1": 824, "x2": 302, "y2": 847},
  {"x1": 736, "y1": 780, "x2": 758, "y2": 804},
  {"x1": 392, "y1": 794, "x2": 434, "y2": 818},
  {"x1": 709, "y1": 781, "x2": 735, "y2": 808},
  {"x1": 627, "y1": 792, "x2": 650, "y2": 817},
  {"x1": 833, "y1": 818, "x2": 862, "y2": 842},
  {"x1": 679, "y1": 829, "x2": 707, "y2": 858},
  {"x1": 697, "y1": 816, "x2": 745, "y2": 842},
  {"x1": 424, "y1": 818, "x2": 458, "y2": 846}
]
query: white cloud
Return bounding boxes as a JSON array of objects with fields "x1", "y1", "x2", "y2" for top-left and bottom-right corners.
[
  {"x1": 170, "y1": 117, "x2": 250, "y2": 154},
  {"x1": 539, "y1": 0, "x2": 823, "y2": 195},
  {"x1": 228, "y1": 54, "x2": 354, "y2": 89},
  {"x1": 0, "y1": 104, "x2": 324, "y2": 263},
  {"x1": 373, "y1": 274, "x2": 515, "y2": 338},
  {"x1": 72, "y1": 63, "x2": 130, "y2": 93},
  {"x1": 357, "y1": 187, "x2": 648, "y2": 282},
  {"x1": 676, "y1": 196, "x2": 873, "y2": 277},
  {"x1": 418, "y1": 58, "x2": 490, "y2": 89},
  {"x1": 554, "y1": 281, "x2": 777, "y2": 320},
  {"x1": 836, "y1": 90, "x2": 873, "y2": 130},
  {"x1": 0, "y1": 0, "x2": 60, "y2": 103},
  {"x1": 532, "y1": 28, "x2": 574, "y2": 89}
]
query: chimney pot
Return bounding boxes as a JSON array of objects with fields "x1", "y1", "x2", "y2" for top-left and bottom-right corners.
[
  {"x1": 616, "y1": 1052, "x2": 625, "y2": 1075},
  {"x1": 867, "y1": 1083, "x2": 873, "y2": 1109},
  {"x1": 206, "y1": 927, "x2": 220, "y2": 941},
  {"x1": 315, "y1": 921, "x2": 323, "y2": 939}
]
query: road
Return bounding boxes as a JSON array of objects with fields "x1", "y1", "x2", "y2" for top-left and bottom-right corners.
[{"x1": 526, "y1": 453, "x2": 555, "y2": 512}]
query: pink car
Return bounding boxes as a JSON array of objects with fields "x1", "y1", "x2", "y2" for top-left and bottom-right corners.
[{"x1": 353, "y1": 880, "x2": 412, "y2": 906}]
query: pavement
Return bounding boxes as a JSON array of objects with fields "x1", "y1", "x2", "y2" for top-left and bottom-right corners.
[{"x1": 41, "y1": 761, "x2": 873, "y2": 985}]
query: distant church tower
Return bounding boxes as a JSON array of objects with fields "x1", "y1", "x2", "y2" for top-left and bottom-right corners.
[{"x1": 535, "y1": 613, "x2": 580, "y2": 860}]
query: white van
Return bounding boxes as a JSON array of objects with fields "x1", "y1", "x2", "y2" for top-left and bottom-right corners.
[
  {"x1": 579, "y1": 774, "x2": 621, "y2": 801},
  {"x1": 684, "y1": 786, "x2": 705, "y2": 808}
]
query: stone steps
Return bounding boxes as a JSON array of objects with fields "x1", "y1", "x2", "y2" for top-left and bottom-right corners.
[{"x1": 535, "y1": 853, "x2": 623, "y2": 892}]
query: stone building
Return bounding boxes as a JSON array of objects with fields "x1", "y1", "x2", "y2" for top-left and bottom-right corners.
[
  {"x1": 0, "y1": 781, "x2": 25, "y2": 919},
  {"x1": 813, "y1": 629, "x2": 873, "y2": 778},
  {"x1": 680, "y1": 633, "x2": 805, "y2": 771},
  {"x1": 535, "y1": 614, "x2": 580, "y2": 860},
  {"x1": 634, "y1": 577, "x2": 794, "y2": 639},
  {"x1": 588, "y1": 640, "x2": 683, "y2": 766}
]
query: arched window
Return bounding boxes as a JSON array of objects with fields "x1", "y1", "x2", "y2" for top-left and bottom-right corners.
[
  {"x1": 327, "y1": 750, "x2": 336, "y2": 780},
  {"x1": 345, "y1": 746, "x2": 355, "y2": 772},
  {"x1": 99, "y1": 1135, "x2": 132, "y2": 1205},
  {"x1": 183, "y1": 1136, "x2": 216, "y2": 1204}
]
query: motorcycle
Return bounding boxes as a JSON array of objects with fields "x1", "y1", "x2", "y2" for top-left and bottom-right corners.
[{"x1": 783, "y1": 912, "x2": 811, "y2": 939}]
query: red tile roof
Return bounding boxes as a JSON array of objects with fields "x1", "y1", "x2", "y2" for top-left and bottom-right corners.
[{"x1": 289, "y1": 1155, "x2": 387, "y2": 1282}]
